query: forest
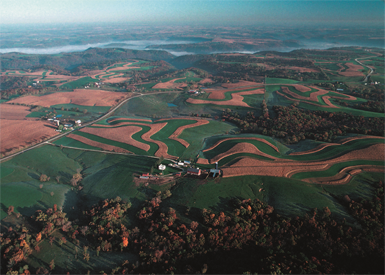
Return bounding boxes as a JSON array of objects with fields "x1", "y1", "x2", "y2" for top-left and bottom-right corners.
[
  {"x1": 222, "y1": 105, "x2": 384, "y2": 143},
  {"x1": 1, "y1": 180, "x2": 383, "y2": 274}
]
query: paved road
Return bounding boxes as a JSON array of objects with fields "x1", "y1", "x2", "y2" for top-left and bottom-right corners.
[
  {"x1": 0, "y1": 90, "x2": 182, "y2": 163},
  {"x1": 355, "y1": 57, "x2": 374, "y2": 83}
]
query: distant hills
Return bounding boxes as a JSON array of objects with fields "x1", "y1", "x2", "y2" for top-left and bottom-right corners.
[
  {"x1": 146, "y1": 40, "x2": 302, "y2": 54},
  {"x1": 0, "y1": 48, "x2": 175, "y2": 71}
]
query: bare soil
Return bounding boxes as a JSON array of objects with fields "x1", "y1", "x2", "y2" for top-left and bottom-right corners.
[
  {"x1": 1, "y1": 119, "x2": 58, "y2": 154},
  {"x1": 168, "y1": 119, "x2": 210, "y2": 148},
  {"x1": 80, "y1": 126, "x2": 150, "y2": 151},
  {"x1": 8, "y1": 89, "x2": 126, "y2": 107},
  {"x1": 67, "y1": 134, "x2": 131, "y2": 153},
  {"x1": 204, "y1": 137, "x2": 280, "y2": 154},
  {"x1": 0, "y1": 104, "x2": 32, "y2": 120},
  {"x1": 187, "y1": 89, "x2": 264, "y2": 107}
]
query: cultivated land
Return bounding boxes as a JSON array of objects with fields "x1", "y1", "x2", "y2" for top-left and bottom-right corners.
[
  {"x1": 1, "y1": 45, "x2": 384, "y2": 274},
  {"x1": 7, "y1": 89, "x2": 127, "y2": 107}
]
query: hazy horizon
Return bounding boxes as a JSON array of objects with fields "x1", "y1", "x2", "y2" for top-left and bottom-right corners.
[{"x1": 1, "y1": 0, "x2": 384, "y2": 27}]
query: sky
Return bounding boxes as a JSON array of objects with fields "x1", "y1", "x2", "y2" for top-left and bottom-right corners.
[{"x1": 0, "y1": 0, "x2": 384, "y2": 27}]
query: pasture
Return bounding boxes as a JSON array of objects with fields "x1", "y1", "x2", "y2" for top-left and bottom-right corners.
[{"x1": 167, "y1": 172, "x2": 381, "y2": 221}]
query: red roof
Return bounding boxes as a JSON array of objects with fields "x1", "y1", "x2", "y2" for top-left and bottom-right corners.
[{"x1": 142, "y1": 173, "x2": 149, "y2": 177}]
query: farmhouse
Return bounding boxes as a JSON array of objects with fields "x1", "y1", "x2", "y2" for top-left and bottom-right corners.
[{"x1": 187, "y1": 167, "x2": 201, "y2": 176}]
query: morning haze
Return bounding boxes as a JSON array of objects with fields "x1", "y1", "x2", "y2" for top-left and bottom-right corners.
[{"x1": 0, "y1": 0, "x2": 384, "y2": 274}]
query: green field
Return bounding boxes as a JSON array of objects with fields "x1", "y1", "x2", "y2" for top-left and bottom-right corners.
[
  {"x1": 69, "y1": 131, "x2": 151, "y2": 155},
  {"x1": 292, "y1": 160, "x2": 384, "y2": 180},
  {"x1": 151, "y1": 119, "x2": 197, "y2": 156},
  {"x1": 201, "y1": 136, "x2": 383, "y2": 165},
  {"x1": 51, "y1": 104, "x2": 110, "y2": 114},
  {"x1": 53, "y1": 136, "x2": 102, "y2": 150},
  {"x1": 166, "y1": 172, "x2": 381, "y2": 221},
  {"x1": 113, "y1": 93, "x2": 179, "y2": 117},
  {"x1": 0, "y1": 145, "x2": 170, "y2": 221},
  {"x1": 174, "y1": 77, "x2": 202, "y2": 83},
  {"x1": 0, "y1": 146, "x2": 81, "y2": 219},
  {"x1": 60, "y1": 77, "x2": 99, "y2": 90},
  {"x1": 266, "y1": 78, "x2": 299, "y2": 84},
  {"x1": 179, "y1": 121, "x2": 236, "y2": 160}
]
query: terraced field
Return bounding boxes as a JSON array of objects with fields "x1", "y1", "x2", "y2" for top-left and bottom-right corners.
[
  {"x1": 54, "y1": 117, "x2": 232, "y2": 160},
  {"x1": 277, "y1": 85, "x2": 357, "y2": 108},
  {"x1": 200, "y1": 135, "x2": 384, "y2": 184},
  {"x1": 187, "y1": 87, "x2": 264, "y2": 107}
]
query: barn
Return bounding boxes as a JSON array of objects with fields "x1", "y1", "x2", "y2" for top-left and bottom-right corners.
[{"x1": 187, "y1": 167, "x2": 201, "y2": 176}]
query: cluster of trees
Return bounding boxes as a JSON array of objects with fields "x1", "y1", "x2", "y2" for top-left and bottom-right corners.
[
  {"x1": 0, "y1": 76, "x2": 30, "y2": 91},
  {"x1": 195, "y1": 57, "x2": 328, "y2": 83},
  {"x1": 222, "y1": 105, "x2": 384, "y2": 143},
  {"x1": 125, "y1": 61, "x2": 174, "y2": 87},
  {"x1": 2, "y1": 179, "x2": 383, "y2": 274}
]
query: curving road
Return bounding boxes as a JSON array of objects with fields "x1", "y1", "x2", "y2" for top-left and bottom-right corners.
[
  {"x1": 355, "y1": 57, "x2": 374, "y2": 83},
  {"x1": 0, "y1": 90, "x2": 182, "y2": 163}
]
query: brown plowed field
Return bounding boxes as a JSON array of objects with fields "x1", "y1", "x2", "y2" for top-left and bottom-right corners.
[
  {"x1": 321, "y1": 96, "x2": 338, "y2": 108},
  {"x1": 279, "y1": 86, "x2": 356, "y2": 108},
  {"x1": 289, "y1": 143, "x2": 339, "y2": 156},
  {"x1": 221, "y1": 143, "x2": 384, "y2": 181},
  {"x1": 152, "y1": 78, "x2": 186, "y2": 89},
  {"x1": 108, "y1": 117, "x2": 152, "y2": 123},
  {"x1": 281, "y1": 86, "x2": 328, "y2": 102},
  {"x1": 187, "y1": 89, "x2": 264, "y2": 107},
  {"x1": 0, "y1": 104, "x2": 31, "y2": 120},
  {"x1": 7, "y1": 89, "x2": 126, "y2": 107},
  {"x1": 289, "y1": 136, "x2": 385, "y2": 156},
  {"x1": 338, "y1": 135, "x2": 384, "y2": 144},
  {"x1": 207, "y1": 87, "x2": 263, "y2": 100},
  {"x1": 103, "y1": 74, "x2": 131, "y2": 84},
  {"x1": 0, "y1": 119, "x2": 58, "y2": 154},
  {"x1": 221, "y1": 158, "x2": 329, "y2": 178},
  {"x1": 80, "y1": 126, "x2": 150, "y2": 151},
  {"x1": 277, "y1": 91, "x2": 333, "y2": 108},
  {"x1": 196, "y1": 158, "x2": 210, "y2": 164},
  {"x1": 199, "y1": 78, "x2": 214, "y2": 84},
  {"x1": 210, "y1": 142, "x2": 277, "y2": 163},
  {"x1": 67, "y1": 134, "x2": 130, "y2": 154},
  {"x1": 106, "y1": 63, "x2": 133, "y2": 71},
  {"x1": 338, "y1": 63, "x2": 365, "y2": 77},
  {"x1": 204, "y1": 137, "x2": 279, "y2": 153},
  {"x1": 140, "y1": 122, "x2": 177, "y2": 159},
  {"x1": 289, "y1": 84, "x2": 311, "y2": 93},
  {"x1": 302, "y1": 165, "x2": 383, "y2": 185},
  {"x1": 286, "y1": 66, "x2": 319, "y2": 73},
  {"x1": 86, "y1": 121, "x2": 174, "y2": 158},
  {"x1": 169, "y1": 119, "x2": 210, "y2": 148}
]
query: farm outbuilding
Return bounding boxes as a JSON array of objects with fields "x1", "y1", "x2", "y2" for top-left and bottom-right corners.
[{"x1": 187, "y1": 167, "x2": 201, "y2": 176}]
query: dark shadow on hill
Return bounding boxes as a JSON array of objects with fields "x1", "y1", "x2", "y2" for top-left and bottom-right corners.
[
  {"x1": 43, "y1": 123, "x2": 57, "y2": 129},
  {"x1": 209, "y1": 196, "x2": 239, "y2": 214},
  {"x1": 17, "y1": 203, "x2": 46, "y2": 217},
  {"x1": 28, "y1": 172, "x2": 40, "y2": 180}
]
